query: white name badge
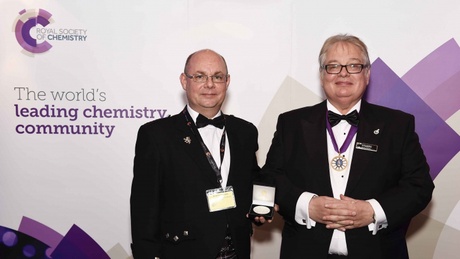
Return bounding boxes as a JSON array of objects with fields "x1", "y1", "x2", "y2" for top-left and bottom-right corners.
[{"x1": 206, "y1": 186, "x2": 237, "y2": 212}]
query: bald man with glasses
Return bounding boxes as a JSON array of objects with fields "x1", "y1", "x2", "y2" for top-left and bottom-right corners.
[{"x1": 131, "y1": 49, "x2": 268, "y2": 259}]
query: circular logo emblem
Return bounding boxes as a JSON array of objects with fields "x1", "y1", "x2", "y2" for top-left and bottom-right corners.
[{"x1": 14, "y1": 9, "x2": 53, "y2": 54}]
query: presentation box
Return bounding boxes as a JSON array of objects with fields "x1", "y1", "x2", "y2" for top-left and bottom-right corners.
[{"x1": 248, "y1": 184, "x2": 276, "y2": 220}]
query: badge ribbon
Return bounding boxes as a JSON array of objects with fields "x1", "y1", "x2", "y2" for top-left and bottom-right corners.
[{"x1": 326, "y1": 110, "x2": 358, "y2": 171}]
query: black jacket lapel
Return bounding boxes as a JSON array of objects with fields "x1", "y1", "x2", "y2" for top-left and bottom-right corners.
[
  {"x1": 173, "y1": 112, "x2": 221, "y2": 186},
  {"x1": 346, "y1": 101, "x2": 385, "y2": 195}
]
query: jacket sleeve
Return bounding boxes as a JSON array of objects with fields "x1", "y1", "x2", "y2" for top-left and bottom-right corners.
[
  {"x1": 130, "y1": 123, "x2": 162, "y2": 258},
  {"x1": 261, "y1": 114, "x2": 305, "y2": 221},
  {"x1": 377, "y1": 114, "x2": 434, "y2": 230}
]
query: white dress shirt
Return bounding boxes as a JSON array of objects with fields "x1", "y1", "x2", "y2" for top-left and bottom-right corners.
[
  {"x1": 294, "y1": 100, "x2": 388, "y2": 255},
  {"x1": 187, "y1": 106, "x2": 231, "y2": 188}
]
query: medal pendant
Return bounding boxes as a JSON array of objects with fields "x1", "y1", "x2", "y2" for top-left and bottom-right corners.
[{"x1": 331, "y1": 154, "x2": 347, "y2": 171}]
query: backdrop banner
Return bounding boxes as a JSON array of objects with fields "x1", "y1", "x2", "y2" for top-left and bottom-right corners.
[{"x1": 1, "y1": 1, "x2": 459, "y2": 258}]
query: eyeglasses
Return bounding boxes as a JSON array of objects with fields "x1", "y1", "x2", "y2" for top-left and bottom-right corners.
[
  {"x1": 322, "y1": 64, "x2": 367, "y2": 74},
  {"x1": 185, "y1": 73, "x2": 228, "y2": 83}
]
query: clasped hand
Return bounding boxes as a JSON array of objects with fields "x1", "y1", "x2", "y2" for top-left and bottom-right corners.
[{"x1": 309, "y1": 194, "x2": 374, "y2": 231}]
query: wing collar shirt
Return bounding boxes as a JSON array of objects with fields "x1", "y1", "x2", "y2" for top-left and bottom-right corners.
[
  {"x1": 294, "y1": 100, "x2": 387, "y2": 255},
  {"x1": 187, "y1": 106, "x2": 231, "y2": 188}
]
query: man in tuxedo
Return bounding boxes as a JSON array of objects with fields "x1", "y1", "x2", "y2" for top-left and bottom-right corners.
[
  {"x1": 262, "y1": 34, "x2": 434, "y2": 259},
  {"x1": 130, "y1": 49, "x2": 263, "y2": 258}
]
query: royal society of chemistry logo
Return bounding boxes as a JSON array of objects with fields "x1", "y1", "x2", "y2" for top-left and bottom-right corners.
[{"x1": 13, "y1": 8, "x2": 88, "y2": 55}]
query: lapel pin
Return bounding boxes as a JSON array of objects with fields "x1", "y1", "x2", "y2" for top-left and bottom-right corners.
[
  {"x1": 374, "y1": 129, "x2": 380, "y2": 135},
  {"x1": 183, "y1": 136, "x2": 191, "y2": 144}
]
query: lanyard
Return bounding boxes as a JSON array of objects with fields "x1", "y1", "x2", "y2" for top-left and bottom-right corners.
[{"x1": 183, "y1": 109, "x2": 226, "y2": 186}]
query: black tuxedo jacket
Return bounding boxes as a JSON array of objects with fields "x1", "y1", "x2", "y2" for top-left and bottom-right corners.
[
  {"x1": 130, "y1": 109, "x2": 260, "y2": 259},
  {"x1": 263, "y1": 100, "x2": 434, "y2": 259}
]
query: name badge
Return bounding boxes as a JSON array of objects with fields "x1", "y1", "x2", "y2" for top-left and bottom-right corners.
[
  {"x1": 356, "y1": 142, "x2": 378, "y2": 152},
  {"x1": 206, "y1": 186, "x2": 237, "y2": 212}
]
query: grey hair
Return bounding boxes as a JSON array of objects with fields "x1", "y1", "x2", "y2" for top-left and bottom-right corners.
[{"x1": 318, "y1": 34, "x2": 371, "y2": 69}]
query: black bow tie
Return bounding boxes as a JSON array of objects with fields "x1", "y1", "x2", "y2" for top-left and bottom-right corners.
[
  {"x1": 196, "y1": 114, "x2": 225, "y2": 129},
  {"x1": 328, "y1": 110, "x2": 359, "y2": 127}
]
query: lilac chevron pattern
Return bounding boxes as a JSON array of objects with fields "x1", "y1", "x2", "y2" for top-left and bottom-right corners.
[
  {"x1": 402, "y1": 39, "x2": 460, "y2": 121},
  {"x1": 365, "y1": 39, "x2": 460, "y2": 180}
]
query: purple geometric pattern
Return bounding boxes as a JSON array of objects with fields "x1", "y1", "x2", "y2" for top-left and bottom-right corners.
[
  {"x1": 0, "y1": 217, "x2": 110, "y2": 259},
  {"x1": 365, "y1": 56, "x2": 460, "y2": 180},
  {"x1": 402, "y1": 39, "x2": 460, "y2": 120},
  {"x1": 0, "y1": 225, "x2": 50, "y2": 258},
  {"x1": 18, "y1": 217, "x2": 62, "y2": 257},
  {"x1": 50, "y1": 225, "x2": 110, "y2": 259}
]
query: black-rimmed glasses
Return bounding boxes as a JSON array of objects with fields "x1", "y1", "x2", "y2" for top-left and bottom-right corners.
[{"x1": 322, "y1": 64, "x2": 367, "y2": 74}]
